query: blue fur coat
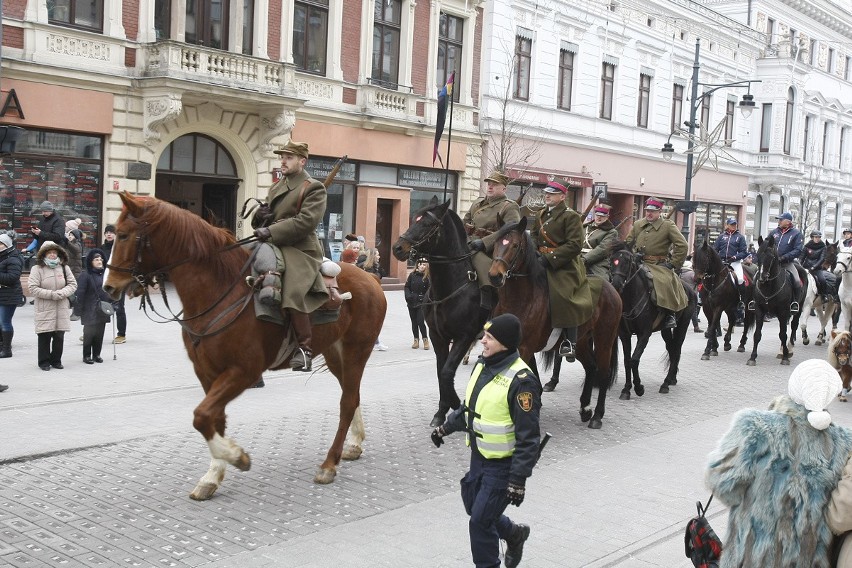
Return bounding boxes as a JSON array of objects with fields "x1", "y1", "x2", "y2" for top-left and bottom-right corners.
[{"x1": 706, "y1": 395, "x2": 852, "y2": 568}]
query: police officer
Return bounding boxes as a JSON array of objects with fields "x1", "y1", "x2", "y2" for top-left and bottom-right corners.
[
  {"x1": 763, "y1": 211, "x2": 804, "y2": 312},
  {"x1": 531, "y1": 179, "x2": 593, "y2": 362},
  {"x1": 582, "y1": 205, "x2": 618, "y2": 279},
  {"x1": 252, "y1": 141, "x2": 329, "y2": 371},
  {"x1": 713, "y1": 217, "x2": 748, "y2": 307},
  {"x1": 431, "y1": 313, "x2": 541, "y2": 568},
  {"x1": 625, "y1": 197, "x2": 689, "y2": 329},
  {"x1": 465, "y1": 171, "x2": 522, "y2": 323}
]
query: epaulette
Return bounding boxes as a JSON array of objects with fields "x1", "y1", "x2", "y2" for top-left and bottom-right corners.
[{"x1": 514, "y1": 369, "x2": 536, "y2": 383}]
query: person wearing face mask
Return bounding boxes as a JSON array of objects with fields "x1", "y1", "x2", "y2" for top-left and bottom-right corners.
[
  {"x1": 28, "y1": 241, "x2": 76, "y2": 371},
  {"x1": 0, "y1": 232, "x2": 22, "y2": 373},
  {"x1": 73, "y1": 249, "x2": 114, "y2": 364}
]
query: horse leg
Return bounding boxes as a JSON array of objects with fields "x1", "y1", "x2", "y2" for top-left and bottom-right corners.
[
  {"x1": 430, "y1": 338, "x2": 469, "y2": 427},
  {"x1": 630, "y1": 333, "x2": 652, "y2": 395},
  {"x1": 578, "y1": 339, "x2": 596, "y2": 424},
  {"x1": 320, "y1": 343, "x2": 367, "y2": 462},
  {"x1": 588, "y1": 333, "x2": 616, "y2": 430},
  {"x1": 619, "y1": 329, "x2": 634, "y2": 400},
  {"x1": 747, "y1": 310, "x2": 764, "y2": 365},
  {"x1": 189, "y1": 373, "x2": 253, "y2": 501},
  {"x1": 723, "y1": 307, "x2": 734, "y2": 351},
  {"x1": 702, "y1": 308, "x2": 720, "y2": 360},
  {"x1": 543, "y1": 354, "x2": 562, "y2": 392},
  {"x1": 738, "y1": 309, "x2": 753, "y2": 352},
  {"x1": 461, "y1": 339, "x2": 476, "y2": 366},
  {"x1": 779, "y1": 315, "x2": 791, "y2": 365}
]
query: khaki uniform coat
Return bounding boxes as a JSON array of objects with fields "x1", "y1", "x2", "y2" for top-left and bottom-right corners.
[
  {"x1": 582, "y1": 220, "x2": 618, "y2": 279},
  {"x1": 463, "y1": 195, "x2": 521, "y2": 286},
  {"x1": 258, "y1": 170, "x2": 329, "y2": 313},
  {"x1": 531, "y1": 202, "x2": 594, "y2": 327},
  {"x1": 27, "y1": 242, "x2": 77, "y2": 333},
  {"x1": 626, "y1": 217, "x2": 689, "y2": 312},
  {"x1": 828, "y1": 455, "x2": 852, "y2": 568}
]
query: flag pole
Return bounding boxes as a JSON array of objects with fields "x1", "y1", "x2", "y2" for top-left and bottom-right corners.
[{"x1": 442, "y1": 69, "x2": 456, "y2": 203}]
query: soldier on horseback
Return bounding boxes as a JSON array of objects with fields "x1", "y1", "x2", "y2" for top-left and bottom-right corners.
[
  {"x1": 624, "y1": 197, "x2": 689, "y2": 329},
  {"x1": 530, "y1": 179, "x2": 593, "y2": 362},
  {"x1": 465, "y1": 170, "x2": 522, "y2": 323},
  {"x1": 713, "y1": 217, "x2": 748, "y2": 309},
  {"x1": 582, "y1": 205, "x2": 618, "y2": 279},
  {"x1": 252, "y1": 141, "x2": 329, "y2": 372}
]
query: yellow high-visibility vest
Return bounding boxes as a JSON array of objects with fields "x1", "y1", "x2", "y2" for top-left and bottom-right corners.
[{"x1": 465, "y1": 358, "x2": 530, "y2": 458}]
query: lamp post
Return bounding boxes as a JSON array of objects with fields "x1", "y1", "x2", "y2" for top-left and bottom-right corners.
[{"x1": 661, "y1": 39, "x2": 760, "y2": 245}]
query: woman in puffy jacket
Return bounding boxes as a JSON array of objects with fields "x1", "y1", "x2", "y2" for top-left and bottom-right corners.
[
  {"x1": 73, "y1": 248, "x2": 113, "y2": 364},
  {"x1": 404, "y1": 259, "x2": 430, "y2": 349},
  {"x1": 28, "y1": 241, "x2": 76, "y2": 371}
]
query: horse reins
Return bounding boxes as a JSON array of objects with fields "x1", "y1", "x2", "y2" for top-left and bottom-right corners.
[{"x1": 611, "y1": 252, "x2": 651, "y2": 320}]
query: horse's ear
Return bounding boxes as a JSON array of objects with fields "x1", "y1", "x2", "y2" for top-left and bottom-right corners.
[
  {"x1": 429, "y1": 195, "x2": 439, "y2": 206},
  {"x1": 758, "y1": 235, "x2": 764, "y2": 246},
  {"x1": 518, "y1": 216, "x2": 528, "y2": 232},
  {"x1": 119, "y1": 191, "x2": 145, "y2": 218}
]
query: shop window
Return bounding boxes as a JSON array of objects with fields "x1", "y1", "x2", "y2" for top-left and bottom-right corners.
[
  {"x1": 693, "y1": 203, "x2": 740, "y2": 247},
  {"x1": 371, "y1": 0, "x2": 401, "y2": 89},
  {"x1": 437, "y1": 12, "x2": 463, "y2": 103},
  {"x1": 48, "y1": 0, "x2": 104, "y2": 31},
  {"x1": 157, "y1": 134, "x2": 236, "y2": 176},
  {"x1": 293, "y1": 0, "x2": 329, "y2": 75}
]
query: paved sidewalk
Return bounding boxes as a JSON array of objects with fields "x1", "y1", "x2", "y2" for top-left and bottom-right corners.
[{"x1": 0, "y1": 289, "x2": 849, "y2": 567}]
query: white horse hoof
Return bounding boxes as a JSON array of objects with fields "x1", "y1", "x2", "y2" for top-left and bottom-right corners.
[
  {"x1": 314, "y1": 467, "x2": 337, "y2": 484},
  {"x1": 190, "y1": 482, "x2": 219, "y2": 501},
  {"x1": 342, "y1": 444, "x2": 363, "y2": 461}
]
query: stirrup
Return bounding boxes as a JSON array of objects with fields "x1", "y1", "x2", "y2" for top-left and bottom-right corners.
[
  {"x1": 790, "y1": 301, "x2": 800, "y2": 313},
  {"x1": 290, "y1": 347, "x2": 313, "y2": 372},
  {"x1": 663, "y1": 315, "x2": 677, "y2": 329},
  {"x1": 559, "y1": 340, "x2": 576, "y2": 363},
  {"x1": 747, "y1": 301, "x2": 756, "y2": 311}
]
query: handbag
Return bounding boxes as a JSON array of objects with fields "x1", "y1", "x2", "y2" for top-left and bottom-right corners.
[
  {"x1": 684, "y1": 494, "x2": 722, "y2": 568},
  {"x1": 99, "y1": 301, "x2": 115, "y2": 316}
]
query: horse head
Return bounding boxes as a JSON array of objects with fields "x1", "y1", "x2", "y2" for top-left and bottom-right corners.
[
  {"x1": 392, "y1": 198, "x2": 453, "y2": 261},
  {"x1": 608, "y1": 241, "x2": 637, "y2": 293},
  {"x1": 830, "y1": 330, "x2": 852, "y2": 367},
  {"x1": 756, "y1": 234, "x2": 778, "y2": 283},
  {"x1": 835, "y1": 246, "x2": 852, "y2": 278},
  {"x1": 489, "y1": 217, "x2": 530, "y2": 287}
]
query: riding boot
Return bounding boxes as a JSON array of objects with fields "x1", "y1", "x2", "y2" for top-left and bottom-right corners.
[
  {"x1": 662, "y1": 310, "x2": 677, "y2": 329},
  {"x1": 478, "y1": 286, "x2": 495, "y2": 327},
  {"x1": 559, "y1": 327, "x2": 577, "y2": 363},
  {"x1": 737, "y1": 283, "x2": 746, "y2": 310},
  {"x1": 288, "y1": 310, "x2": 313, "y2": 372},
  {"x1": 0, "y1": 330, "x2": 11, "y2": 358}
]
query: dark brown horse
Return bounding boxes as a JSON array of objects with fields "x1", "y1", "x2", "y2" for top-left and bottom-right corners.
[
  {"x1": 829, "y1": 330, "x2": 852, "y2": 402},
  {"x1": 103, "y1": 192, "x2": 387, "y2": 500},
  {"x1": 488, "y1": 217, "x2": 622, "y2": 429}
]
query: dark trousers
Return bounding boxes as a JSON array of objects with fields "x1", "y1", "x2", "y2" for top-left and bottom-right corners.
[
  {"x1": 408, "y1": 306, "x2": 428, "y2": 339},
  {"x1": 83, "y1": 323, "x2": 106, "y2": 358},
  {"x1": 37, "y1": 331, "x2": 65, "y2": 366},
  {"x1": 461, "y1": 452, "x2": 514, "y2": 568},
  {"x1": 115, "y1": 293, "x2": 126, "y2": 336}
]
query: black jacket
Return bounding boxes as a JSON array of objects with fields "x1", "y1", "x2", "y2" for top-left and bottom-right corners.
[
  {"x1": 443, "y1": 349, "x2": 542, "y2": 485},
  {"x1": 36, "y1": 211, "x2": 66, "y2": 250},
  {"x1": 404, "y1": 271, "x2": 429, "y2": 307},
  {"x1": 0, "y1": 247, "x2": 23, "y2": 306},
  {"x1": 73, "y1": 249, "x2": 114, "y2": 326},
  {"x1": 800, "y1": 240, "x2": 826, "y2": 271}
]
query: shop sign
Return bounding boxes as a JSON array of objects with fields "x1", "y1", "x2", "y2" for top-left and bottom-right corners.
[
  {"x1": 126, "y1": 161, "x2": 152, "y2": 180},
  {"x1": 306, "y1": 158, "x2": 356, "y2": 182},
  {"x1": 399, "y1": 168, "x2": 448, "y2": 189},
  {"x1": 0, "y1": 89, "x2": 24, "y2": 119},
  {"x1": 506, "y1": 168, "x2": 593, "y2": 189}
]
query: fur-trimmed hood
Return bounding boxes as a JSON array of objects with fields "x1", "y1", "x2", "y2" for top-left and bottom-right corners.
[{"x1": 36, "y1": 241, "x2": 68, "y2": 263}]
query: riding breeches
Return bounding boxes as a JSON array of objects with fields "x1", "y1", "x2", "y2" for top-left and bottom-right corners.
[
  {"x1": 730, "y1": 261, "x2": 744, "y2": 285},
  {"x1": 782, "y1": 262, "x2": 801, "y2": 289}
]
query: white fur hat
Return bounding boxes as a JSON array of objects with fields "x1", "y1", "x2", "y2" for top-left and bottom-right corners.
[{"x1": 788, "y1": 359, "x2": 842, "y2": 430}]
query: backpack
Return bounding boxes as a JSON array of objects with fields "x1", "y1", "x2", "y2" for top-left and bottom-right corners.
[{"x1": 684, "y1": 495, "x2": 722, "y2": 568}]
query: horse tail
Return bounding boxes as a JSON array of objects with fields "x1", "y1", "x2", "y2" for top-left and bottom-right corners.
[
  {"x1": 600, "y1": 338, "x2": 619, "y2": 391},
  {"x1": 541, "y1": 349, "x2": 556, "y2": 373}
]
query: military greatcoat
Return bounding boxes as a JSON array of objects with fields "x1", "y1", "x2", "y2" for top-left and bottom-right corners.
[
  {"x1": 625, "y1": 217, "x2": 688, "y2": 312},
  {"x1": 258, "y1": 169, "x2": 329, "y2": 313},
  {"x1": 531, "y1": 202, "x2": 594, "y2": 327},
  {"x1": 582, "y1": 220, "x2": 618, "y2": 279},
  {"x1": 463, "y1": 195, "x2": 521, "y2": 286}
]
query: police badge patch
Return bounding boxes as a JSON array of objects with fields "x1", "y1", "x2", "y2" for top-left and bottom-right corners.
[{"x1": 517, "y1": 392, "x2": 533, "y2": 412}]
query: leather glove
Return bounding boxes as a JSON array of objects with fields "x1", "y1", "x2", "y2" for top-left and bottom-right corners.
[
  {"x1": 663, "y1": 261, "x2": 674, "y2": 270},
  {"x1": 430, "y1": 426, "x2": 445, "y2": 448},
  {"x1": 254, "y1": 204, "x2": 273, "y2": 225},
  {"x1": 506, "y1": 480, "x2": 526, "y2": 506},
  {"x1": 468, "y1": 239, "x2": 485, "y2": 253},
  {"x1": 254, "y1": 227, "x2": 272, "y2": 242},
  {"x1": 538, "y1": 255, "x2": 550, "y2": 270}
]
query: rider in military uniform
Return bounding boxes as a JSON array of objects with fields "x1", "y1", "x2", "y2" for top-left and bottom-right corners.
[
  {"x1": 582, "y1": 205, "x2": 618, "y2": 279},
  {"x1": 531, "y1": 179, "x2": 593, "y2": 362},
  {"x1": 431, "y1": 313, "x2": 541, "y2": 568},
  {"x1": 465, "y1": 171, "x2": 522, "y2": 323},
  {"x1": 625, "y1": 197, "x2": 689, "y2": 329},
  {"x1": 252, "y1": 141, "x2": 329, "y2": 372}
]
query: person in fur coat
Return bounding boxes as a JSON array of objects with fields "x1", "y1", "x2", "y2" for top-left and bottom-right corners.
[{"x1": 706, "y1": 358, "x2": 852, "y2": 568}]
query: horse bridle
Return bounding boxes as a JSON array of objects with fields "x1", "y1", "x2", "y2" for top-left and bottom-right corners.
[
  {"x1": 398, "y1": 208, "x2": 475, "y2": 265},
  {"x1": 611, "y1": 250, "x2": 651, "y2": 320},
  {"x1": 491, "y1": 233, "x2": 526, "y2": 279},
  {"x1": 754, "y1": 249, "x2": 788, "y2": 302}
]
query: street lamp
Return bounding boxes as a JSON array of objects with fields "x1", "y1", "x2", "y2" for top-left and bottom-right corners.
[{"x1": 660, "y1": 39, "x2": 761, "y2": 244}]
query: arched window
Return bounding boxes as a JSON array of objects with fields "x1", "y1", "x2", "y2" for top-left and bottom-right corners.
[{"x1": 157, "y1": 134, "x2": 236, "y2": 176}]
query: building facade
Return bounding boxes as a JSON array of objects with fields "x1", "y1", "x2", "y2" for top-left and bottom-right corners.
[{"x1": 0, "y1": 0, "x2": 485, "y2": 279}]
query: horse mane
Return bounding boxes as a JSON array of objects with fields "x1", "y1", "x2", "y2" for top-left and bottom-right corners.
[
  {"x1": 828, "y1": 331, "x2": 852, "y2": 369},
  {"x1": 122, "y1": 197, "x2": 243, "y2": 281},
  {"x1": 692, "y1": 239, "x2": 721, "y2": 273}
]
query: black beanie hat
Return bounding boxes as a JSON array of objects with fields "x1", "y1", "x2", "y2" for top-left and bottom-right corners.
[
  {"x1": 483, "y1": 313, "x2": 522, "y2": 351},
  {"x1": 104, "y1": 224, "x2": 116, "y2": 233}
]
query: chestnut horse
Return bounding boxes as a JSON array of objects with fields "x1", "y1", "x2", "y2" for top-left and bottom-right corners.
[
  {"x1": 103, "y1": 192, "x2": 386, "y2": 500},
  {"x1": 488, "y1": 217, "x2": 622, "y2": 429},
  {"x1": 828, "y1": 330, "x2": 852, "y2": 402}
]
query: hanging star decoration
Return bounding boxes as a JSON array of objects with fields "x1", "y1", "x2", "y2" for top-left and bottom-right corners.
[{"x1": 676, "y1": 116, "x2": 741, "y2": 176}]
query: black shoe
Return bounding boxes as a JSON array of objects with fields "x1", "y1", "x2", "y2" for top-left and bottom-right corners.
[
  {"x1": 39, "y1": 364, "x2": 51, "y2": 371},
  {"x1": 0, "y1": 384, "x2": 8, "y2": 392},
  {"x1": 559, "y1": 340, "x2": 576, "y2": 363},
  {"x1": 93, "y1": 357, "x2": 103, "y2": 363},
  {"x1": 51, "y1": 362, "x2": 63, "y2": 369},
  {"x1": 83, "y1": 357, "x2": 94, "y2": 364},
  {"x1": 290, "y1": 348, "x2": 312, "y2": 372},
  {"x1": 663, "y1": 314, "x2": 677, "y2": 329},
  {"x1": 505, "y1": 523, "x2": 531, "y2": 568}
]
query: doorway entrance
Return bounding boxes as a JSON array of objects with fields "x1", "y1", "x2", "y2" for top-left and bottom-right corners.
[{"x1": 376, "y1": 199, "x2": 393, "y2": 275}]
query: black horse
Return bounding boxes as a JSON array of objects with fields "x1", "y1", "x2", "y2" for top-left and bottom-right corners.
[
  {"x1": 748, "y1": 235, "x2": 804, "y2": 366},
  {"x1": 608, "y1": 242, "x2": 697, "y2": 398},
  {"x1": 691, "y1": 240, "x2": 753, "y2": 358},
  {"x1": 391, "y1": 199, "x2": 488, "y2": 427}
]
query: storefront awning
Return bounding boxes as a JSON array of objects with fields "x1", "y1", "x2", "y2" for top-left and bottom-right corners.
[{"x1": 506, "y1": 168, "x2": 594, "y2": 189}]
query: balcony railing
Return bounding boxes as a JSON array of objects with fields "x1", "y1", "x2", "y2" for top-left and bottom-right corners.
[{"x1": 140, "y1": 41, "x2": 294, "y2": 95}]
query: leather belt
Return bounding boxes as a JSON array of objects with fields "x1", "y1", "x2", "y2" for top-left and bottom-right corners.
[
  {"x1": 538, "y1": 246, "x2": 556, "y2": 253},
  {"x1": 644, "y1": 255, "x2": 667, "y2": 262}
]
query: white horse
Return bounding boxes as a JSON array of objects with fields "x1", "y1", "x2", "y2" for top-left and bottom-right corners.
[
  {"x1": 833, "y1": 247, "x2": 852, "y2": 332},
  {"x1": 799, "y1": 273, "x2": 838, "y2": 347}
]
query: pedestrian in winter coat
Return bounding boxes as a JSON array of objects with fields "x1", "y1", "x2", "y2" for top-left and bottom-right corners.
[
  {"x1": 582, "y1": 205, "x2": 618, "y2": 279},
  {"x1": 31, "y1": 201, "x2": 66, "y2": 251},
  {"x1": 73, "y1": 249, "x2": 113, "y2": 364},
  {"x1": 64, "y1": 218, "x2": 84, "y2": 279},
  {"x1": 706, "y1": 358, "x2": 852, "y2": 568},
  {"x1": 101, "y1": 224, "x2": 127, "y2": 344},
  {"x1": 0, "y1": 232, "x2": 22, "y2": 377},
  {"x1": 404, "y1": 259, "x2": 430, "y2": 349},
  {"x1": 828, "y1": 455, "x2": 852, "y2": 567},
  {"x1": 28, "y1": 241, "x2": 76, "y2": 371}
]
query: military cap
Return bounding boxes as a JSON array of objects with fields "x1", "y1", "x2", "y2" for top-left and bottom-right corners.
[
  {"x1": 273, "y1": 140, "x2": 310, "y2": 158},
  {"x1": 483, "y1": 171, "x2": 510, "y2": 186}
]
